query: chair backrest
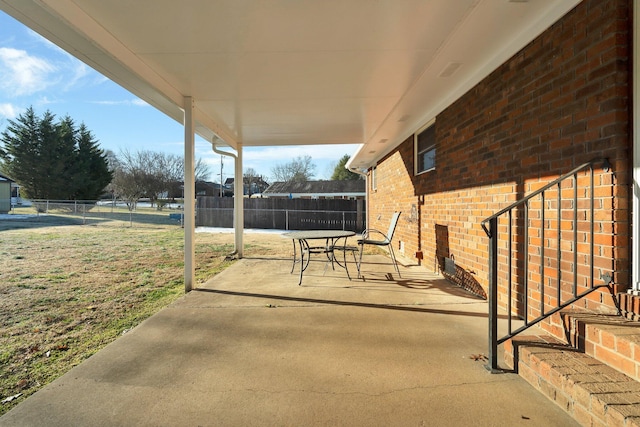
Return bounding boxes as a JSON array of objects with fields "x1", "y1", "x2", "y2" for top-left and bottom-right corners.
[{"x1": 385, "y1": 212, "x2": 401, "y2": 242}]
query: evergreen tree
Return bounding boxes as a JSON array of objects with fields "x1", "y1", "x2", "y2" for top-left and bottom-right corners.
[
  {"x1": 0, "y1": 107, "x2": 112, "y2": 200},
  {"x1": 330, "y1": 154, "x2": 363, "y2": 180},
  {"x1": 74, "y1": 124, "x2": 112, "y2": 200},
  {"x1": 50, "y1": 115, "x2": 78, "y2": 199},
  {"x1": 1, "y1": 107, "x2": 41, "y2": 197}
]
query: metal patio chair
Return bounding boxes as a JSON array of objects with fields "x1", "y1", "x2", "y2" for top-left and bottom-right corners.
[
  {"x1": 329, "y1": 235, "x2": 360, "y2": 280},
  {"x1": 357, "y1": 211, "x2": 401, "y2": 278}
]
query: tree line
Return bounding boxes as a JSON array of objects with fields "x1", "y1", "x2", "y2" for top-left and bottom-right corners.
[
  {"x1": 270, "y1": 154, "x2": 362, "y2": 182},
  {"x1": 0, "y1": 108, "x2": 212, "y2": 206},
  {"x1": 107, "y1": 149, "x2": 210, "y2": 209},
  {"x1": 0, "y1": 107, "x2": 362, "y2": 205},
  {"x1": 0, "y1": 107, "x2": 111, "y2": 200}
]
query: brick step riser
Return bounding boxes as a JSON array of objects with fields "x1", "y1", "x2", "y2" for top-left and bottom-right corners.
[
  {"x1": 505, "y1": 335, "x2": 640, "y2": 427},
  {"x1": 560, "y1": 313, "x2": 640, "y2": 383}
]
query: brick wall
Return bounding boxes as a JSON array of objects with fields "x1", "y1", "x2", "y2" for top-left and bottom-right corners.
[{"x1": 368, "y1": 0, "x2": 630, "y2": 319}]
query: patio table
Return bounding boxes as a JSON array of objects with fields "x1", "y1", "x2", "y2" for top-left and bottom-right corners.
[{"x1": 283, "y1": 230, "x2": 357, "y2": 285}]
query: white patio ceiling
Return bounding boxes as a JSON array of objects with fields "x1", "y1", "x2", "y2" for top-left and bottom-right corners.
[{"x1": 0, "y1": 0, "x2": 580, "y2": 171}]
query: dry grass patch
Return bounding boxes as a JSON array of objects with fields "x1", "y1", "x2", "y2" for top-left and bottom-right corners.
[{"x1": 0, "y1": 214, "x2": 293, "y2": 415}]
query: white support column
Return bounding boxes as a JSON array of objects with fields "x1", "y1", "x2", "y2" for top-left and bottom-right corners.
[
  {"x1": 234, "y1": 143, "x2": 244, "y2": 258},
  {"x1": 633, "y1": 0, "x2": 640, "y2": 292},
  {"x1": 184, "y1": 96, "x2": 195, "y2": 292}
]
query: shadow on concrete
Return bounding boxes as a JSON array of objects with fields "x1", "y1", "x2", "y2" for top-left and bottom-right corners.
[{"x1": 194, "y1": 288, "x2": 492, "y2": 319}]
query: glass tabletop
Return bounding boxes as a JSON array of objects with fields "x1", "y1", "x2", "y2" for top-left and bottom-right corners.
[{"x1": 283, "y1": 230, "x2": 356, "y2": 240}]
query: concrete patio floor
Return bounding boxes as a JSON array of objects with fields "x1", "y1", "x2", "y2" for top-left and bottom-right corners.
[{"x1": 0, "y1": 254, "x2": 577, "y2": 426}]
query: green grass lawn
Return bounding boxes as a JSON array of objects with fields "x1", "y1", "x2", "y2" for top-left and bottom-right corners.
[{"x1": 0, "y1": 211, "x2": 255, "y2": 416}]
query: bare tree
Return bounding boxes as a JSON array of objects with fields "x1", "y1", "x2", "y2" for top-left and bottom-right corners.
[
  {"x1": 244, "y1": 167, "x2": 269, "y2": 196},
  {"x1": 110, "y1": 150, "x2": 148, "y2": 210},
  {"x1": 271, "y1": 155, "x2": 316, "y2": 182},
  {"x1": 165, "y1": 155, "x2": 212, "y2": 199},
  {"x1": 110, "y1": 149, "x2": 212, "y2": 209}
]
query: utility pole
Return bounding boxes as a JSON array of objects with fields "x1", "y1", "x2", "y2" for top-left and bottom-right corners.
[{"x1": 219, "y1": 156, "x2": 224, "y2": 197}]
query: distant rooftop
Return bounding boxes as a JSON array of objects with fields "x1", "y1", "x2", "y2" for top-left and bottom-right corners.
[
  {"x1": 264, "y1": 180, "x2": 365, "y2": 196},
  {"x1": 0, "y1": 173, "x2": 14, "y2": 182}
]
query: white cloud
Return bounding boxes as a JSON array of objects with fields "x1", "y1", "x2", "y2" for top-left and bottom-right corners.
[
  {"x1": 35, "y1": 96, "x2": 60, "y2": 107},
  {"x1": 0, "y1": 47, "x2": 56, "y2": 96},
  {"x1": 131, "y1": 98, "x2": 149, "y2": 107},
  {"x1": 91, "y1": 98, "x2": 149, "y2": 106},
  {"x1": 0, "y1": 102, "x2": 22, "y2": 119},
  {"x1": 0, "y1": 29, "x2": 108, "y2": 96},
  {"x1": 62, "y1": 62, "x2": 90, "y2": 91}
]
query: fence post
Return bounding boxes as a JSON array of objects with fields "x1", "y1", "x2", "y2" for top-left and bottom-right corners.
[
  {"x1": 286, "y1": 209, "x2": 289, "y2": 230},
  {"x1": 486, "y1": 217, "x2": 499, "y2": 372}
]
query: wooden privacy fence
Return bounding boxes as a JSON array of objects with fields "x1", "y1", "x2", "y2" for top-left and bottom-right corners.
[{"x1": 196, "y1": 197, "x2": 366, "y2": 232}]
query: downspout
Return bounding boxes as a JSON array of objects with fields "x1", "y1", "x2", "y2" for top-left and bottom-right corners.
[
  {"x1": 632, "y1": 0, "x2": 639, "y2": 293},
  {"x1": 211, "y1": 138, "x2": 244, "y2": 258},
  {"x1": 348, "y1": 166, "x2": 368, "y2": 178},
  {"x1": 211, "y1": 137, "x2": 237, "y2": 167}
]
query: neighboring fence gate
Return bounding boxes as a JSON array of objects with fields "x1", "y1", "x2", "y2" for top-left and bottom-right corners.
[{"x1": 196, "y1": 197, "x2": 366, "y2": 232}]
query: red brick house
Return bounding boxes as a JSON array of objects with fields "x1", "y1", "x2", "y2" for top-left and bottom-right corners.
[
  {"x1": 2, "y1": 0, "x2": 640, "y2": 423},
  {"x1": 346, "y1": 1, "x2": 640, "y2": 422},
  {"x1": 352, "y1": 0, "x2": 630, "y2": 313}
]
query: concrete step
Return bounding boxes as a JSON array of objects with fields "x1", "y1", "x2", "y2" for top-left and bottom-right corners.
[{"x1": 506, "y1": 333, "x2": 640, "y2": 427}]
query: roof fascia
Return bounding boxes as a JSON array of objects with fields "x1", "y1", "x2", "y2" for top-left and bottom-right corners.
[
  {"x1": 351, "y1": 0, "x2": 581, "y2": 170},
  {"x1": 0, "y1": 0, "x2": 238, "y2": 147}
]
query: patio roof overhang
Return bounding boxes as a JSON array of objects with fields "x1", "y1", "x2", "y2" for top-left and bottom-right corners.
[
  {"x1": 0, "y1": 0, "x2": 583, "y2": 290},
  {"x1": 0, "y1": 0, "x2": 580, "y2": 169}
]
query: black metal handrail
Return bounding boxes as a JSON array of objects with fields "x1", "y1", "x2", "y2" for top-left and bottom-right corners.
[{"x1": 481, "y1": 158, "x2": 613, "y2": 372}]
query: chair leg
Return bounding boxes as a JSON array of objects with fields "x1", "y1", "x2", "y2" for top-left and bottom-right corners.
[
  {"x1": 357, "y1": 243, "x2": 364, "y2": 278},
  {"x1": 350, "y1": 248, "x2": 359, "y2": 280},
  {"x1": 388, "y1": 244, "x2": 401, "y2": 278},
  {"x1": 289, "y1": 239, "x2": 297, "y2": 274},
  {"x1": 342, "y1": 248, "x2": 351, "y2": 280}
]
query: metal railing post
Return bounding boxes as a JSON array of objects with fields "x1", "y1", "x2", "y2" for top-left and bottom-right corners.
[
  {"x1": 487, "y1": 217, "x2": 499, "y2": 372},
  {"x1": 573, "y1": 174, "x2": 578, "y2": 297},
  {"x1": 481, "y1": 158, "x2": 611, "y2": 373}
]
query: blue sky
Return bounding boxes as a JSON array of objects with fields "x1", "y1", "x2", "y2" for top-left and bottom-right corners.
[{"x1": 0, "y1": 12, "x2": 359, "y2": 183}]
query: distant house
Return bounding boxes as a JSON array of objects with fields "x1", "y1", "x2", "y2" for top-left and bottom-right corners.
[
  {"x1": 263, "y1": 180, "x2": 365, "y2": 200},
  {"x1": 224, "y1": 176, "x2": 270, "y2": 197},
  {"x1": 165, "y1": 180, "x2": 233, "y2": 199},
  {"x1": 0, "y1": 173, "x2": 13, "y2": 213},
  {"x1": 195, "y1": 180, "x2": 233, "y2": 197}
]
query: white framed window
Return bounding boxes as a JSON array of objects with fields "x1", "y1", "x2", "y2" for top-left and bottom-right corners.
[{"x1": 415, "y1": 121, "x2": 436, "y2": 175}]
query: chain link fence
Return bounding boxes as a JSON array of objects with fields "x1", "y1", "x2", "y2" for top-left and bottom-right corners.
[
  {"x1": 13, "y1": 199, "x2": 366, "y2": 231},
  {"x1": 21, "y1": 200, "x2": 184, "y2": 228}
]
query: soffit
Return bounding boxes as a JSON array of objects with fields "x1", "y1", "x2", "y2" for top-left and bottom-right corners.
[{"x1": 0, "y1": 0, "x2": 580, "y2": 169}]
